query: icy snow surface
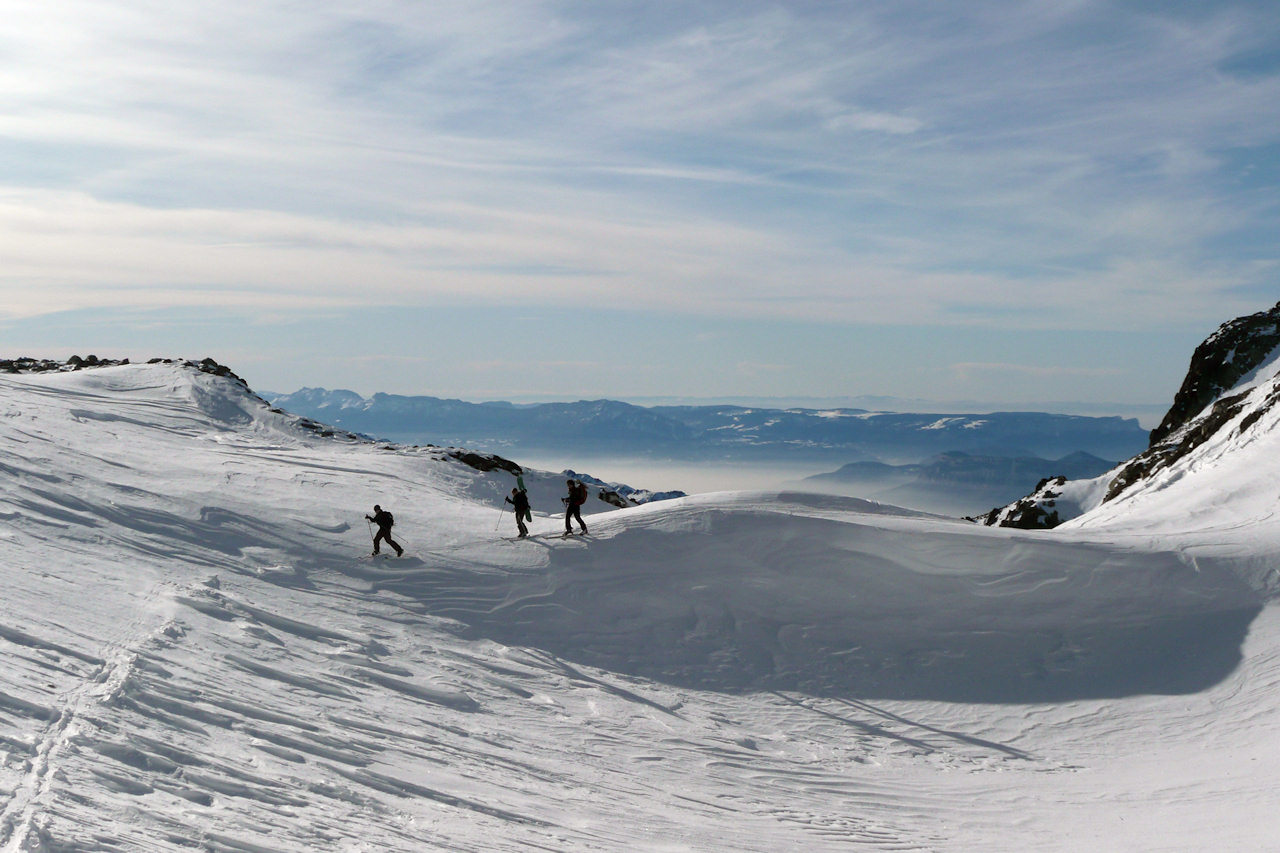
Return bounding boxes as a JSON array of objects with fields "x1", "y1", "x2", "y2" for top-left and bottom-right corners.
[{"x1": 0, "y1": 363, "x2": 1278, "y2": 851}]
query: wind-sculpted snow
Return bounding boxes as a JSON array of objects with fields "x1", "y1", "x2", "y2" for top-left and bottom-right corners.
[
  {"x1": 363, "y1": 493, "x2": 1262, "y2": 703},
  {"x1": 0, "y1": 362, "x2": 1278, "y2": 850}
]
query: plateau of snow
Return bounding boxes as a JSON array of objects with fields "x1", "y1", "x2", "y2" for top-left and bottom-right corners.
[{"x1": 0, "y1": 362, "x2": 1278, "y2": 851}]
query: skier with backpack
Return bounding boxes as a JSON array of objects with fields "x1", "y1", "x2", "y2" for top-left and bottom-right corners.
[
  {"x1": 562, "y1": 479, "x2": 589, "y2": 536},
  {"x1": 505, "y1": 487, "x2": 531, "y2": 538},
  {"x1": 365, "y1": 504, "x2": 404, "y2": 557}
]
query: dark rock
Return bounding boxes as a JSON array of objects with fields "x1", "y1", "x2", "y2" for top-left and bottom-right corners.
[
  {"x1": 598, "y1": 489, "x2": 635, "y2": 508},
  {"x1": 1150, "y1": 300, "x2": 1280, "y2": 445},
  {"x1": 1105, "y1": 391, "x2": 1249, "y2": 502},
  {"x1": 1, "y1": 356, "x2": 127, "y2": 373},
  {"x1": 189, "y1": 357, "x2": 249, "y2": 387},
  {"x1": 447, "y1": 451, "x2": 522, "y2": 476},
  {"x1": 982, "y1": 300, "x2": 1280, "y2": 527},
  {"x1": 974, "y1": 476, "x2": 1067, "y2": 529}
]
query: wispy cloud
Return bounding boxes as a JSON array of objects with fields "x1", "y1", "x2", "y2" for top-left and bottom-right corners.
[
  {"x1": 0, "y1": 0, "x2": 1276, "y2": 337},
  {"x1": 949, "y1": 362, "x2": 1124, "y2": 379},
  {"x1": 735, "y1": 361, "x2": 791, "y2": 378}
]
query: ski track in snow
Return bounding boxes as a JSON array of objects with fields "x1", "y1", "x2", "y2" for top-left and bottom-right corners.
[{"x1": 0, "y1": 365, "x2": 1278, "y2": 850}]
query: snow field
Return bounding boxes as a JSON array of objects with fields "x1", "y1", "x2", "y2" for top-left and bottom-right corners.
[{"x1": 0, "y1": 363, "x2": 1276, "y2": 850}]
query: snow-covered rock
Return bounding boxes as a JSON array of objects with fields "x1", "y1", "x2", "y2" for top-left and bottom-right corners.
[
  {"x1": 983, "y1": 300, "x2": 1280, "y2": 531},
  {"x1": 562, "y1": 468, "x2": 687, "y2": 507}
]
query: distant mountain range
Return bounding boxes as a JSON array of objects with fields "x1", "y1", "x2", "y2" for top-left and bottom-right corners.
[
  {"x1": 265, "y1": 388, "x2": 1150, "y2": 465},
  {"x1": 804, "y1": 450, "x2": 1118, "y2": 516}
]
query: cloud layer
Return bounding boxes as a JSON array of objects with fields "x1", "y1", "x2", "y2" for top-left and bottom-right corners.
[{"x1": 1, "y1": 1, "x2": 1277, "y2": 335}]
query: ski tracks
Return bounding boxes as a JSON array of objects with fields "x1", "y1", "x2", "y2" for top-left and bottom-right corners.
[{"x1": 0, "y1": 578, "x2": 179, "y2": 851}]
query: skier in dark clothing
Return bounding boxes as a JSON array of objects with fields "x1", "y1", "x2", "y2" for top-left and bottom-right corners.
[
  {"x1": 505, "y1": 488, "x2": 531, "y2": 538},
  {"x1": 562, "y1": 479, "x2": 588, "y2": 535},
  {"x1": 365, "y1": 504, "x2": 403, "y2": 556}
]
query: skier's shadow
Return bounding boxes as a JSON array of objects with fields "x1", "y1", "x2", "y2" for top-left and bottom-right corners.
[{"x1": 770, "y1": 691, "x2": 1035, "y2": 761}]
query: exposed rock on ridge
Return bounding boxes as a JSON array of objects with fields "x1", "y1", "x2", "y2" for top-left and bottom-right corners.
[
  {"x1": 981, "y1": 300, "x2": 1280, "y2": 529},
  {"x1": 1, "y1": 355, "x2": 252, "y2": 387},
  {"x1": 1104, "y1": 301, "x2": 1280, "y2": 507},
  {"x1": 975, "y1": 476, "x2": 1067, "y2": 529},
  {"x1": 1149, "y1": 301, "x2": 1280, "y2": 444}
]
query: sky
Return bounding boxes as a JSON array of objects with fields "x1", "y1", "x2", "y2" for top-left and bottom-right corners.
[{"x1": 1, "y1": 0, "x2": 1277, "y2": 414}]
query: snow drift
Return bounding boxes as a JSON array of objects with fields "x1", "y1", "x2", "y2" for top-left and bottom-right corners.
[
  {"x1": 377, "y1": 492, "x2": 1261, "y2": 703},
  {"x1": 0, "y1": 353, "x2": 1278, "y2": 850}
]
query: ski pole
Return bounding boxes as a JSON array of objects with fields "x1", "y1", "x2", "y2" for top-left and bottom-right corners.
[{"x1": 495, "y1": 502, "x2": 508, "y2": 531}]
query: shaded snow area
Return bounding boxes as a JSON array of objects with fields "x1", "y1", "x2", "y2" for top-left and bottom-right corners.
[{"x1": 1, "y1": 364, "x2": 1278, "y2": 851}]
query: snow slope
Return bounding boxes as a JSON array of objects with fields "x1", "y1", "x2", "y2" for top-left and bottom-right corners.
[{"x1": 0, "y1": 362, "x2": 1278, "y2": 850}]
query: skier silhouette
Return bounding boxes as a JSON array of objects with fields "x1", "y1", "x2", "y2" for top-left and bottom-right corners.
[
  {"x1": 365, "y1": 504, "x2": 403, "y2": 556},
  {"x1": 505, "y1": 488, "x2": 531, "y2": 538},
  {"x1": 563, "y1": 479, "x2": 588, "y2": 535}
]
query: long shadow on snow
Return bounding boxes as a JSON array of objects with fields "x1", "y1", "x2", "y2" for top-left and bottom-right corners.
[{"x1": 363, "y1": 509, "x2": 1264, "y2": 704}]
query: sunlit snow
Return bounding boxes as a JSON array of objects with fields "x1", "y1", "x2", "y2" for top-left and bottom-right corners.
[{"x1": 0, "y1": 363, "x2": 1277, "y2": 850}]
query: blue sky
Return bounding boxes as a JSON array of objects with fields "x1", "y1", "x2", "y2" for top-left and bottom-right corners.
[{"x1": 1, "y1": 1, "x2": 1277, "y2": 415}]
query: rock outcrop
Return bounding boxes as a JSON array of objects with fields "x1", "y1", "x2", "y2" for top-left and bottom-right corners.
[
  {"x1": 1104, "y1": 301, "x2": 1280, "y2": 506},
  {"x1": 982, "y1": 300, "x2": 1280, "y2": 529}
]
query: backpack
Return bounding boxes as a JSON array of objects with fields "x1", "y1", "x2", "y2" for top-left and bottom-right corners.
[
  {"x1": 573, "y1": 482, "x2": 588, "y2": 505},
  {"x1": 384, "y1": 511, "x2": 394, "y2": 528}
]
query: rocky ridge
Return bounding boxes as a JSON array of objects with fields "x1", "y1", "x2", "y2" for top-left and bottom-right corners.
[{"x1": 982, "y1": 301, "x2": 1280, "y2": 529}]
